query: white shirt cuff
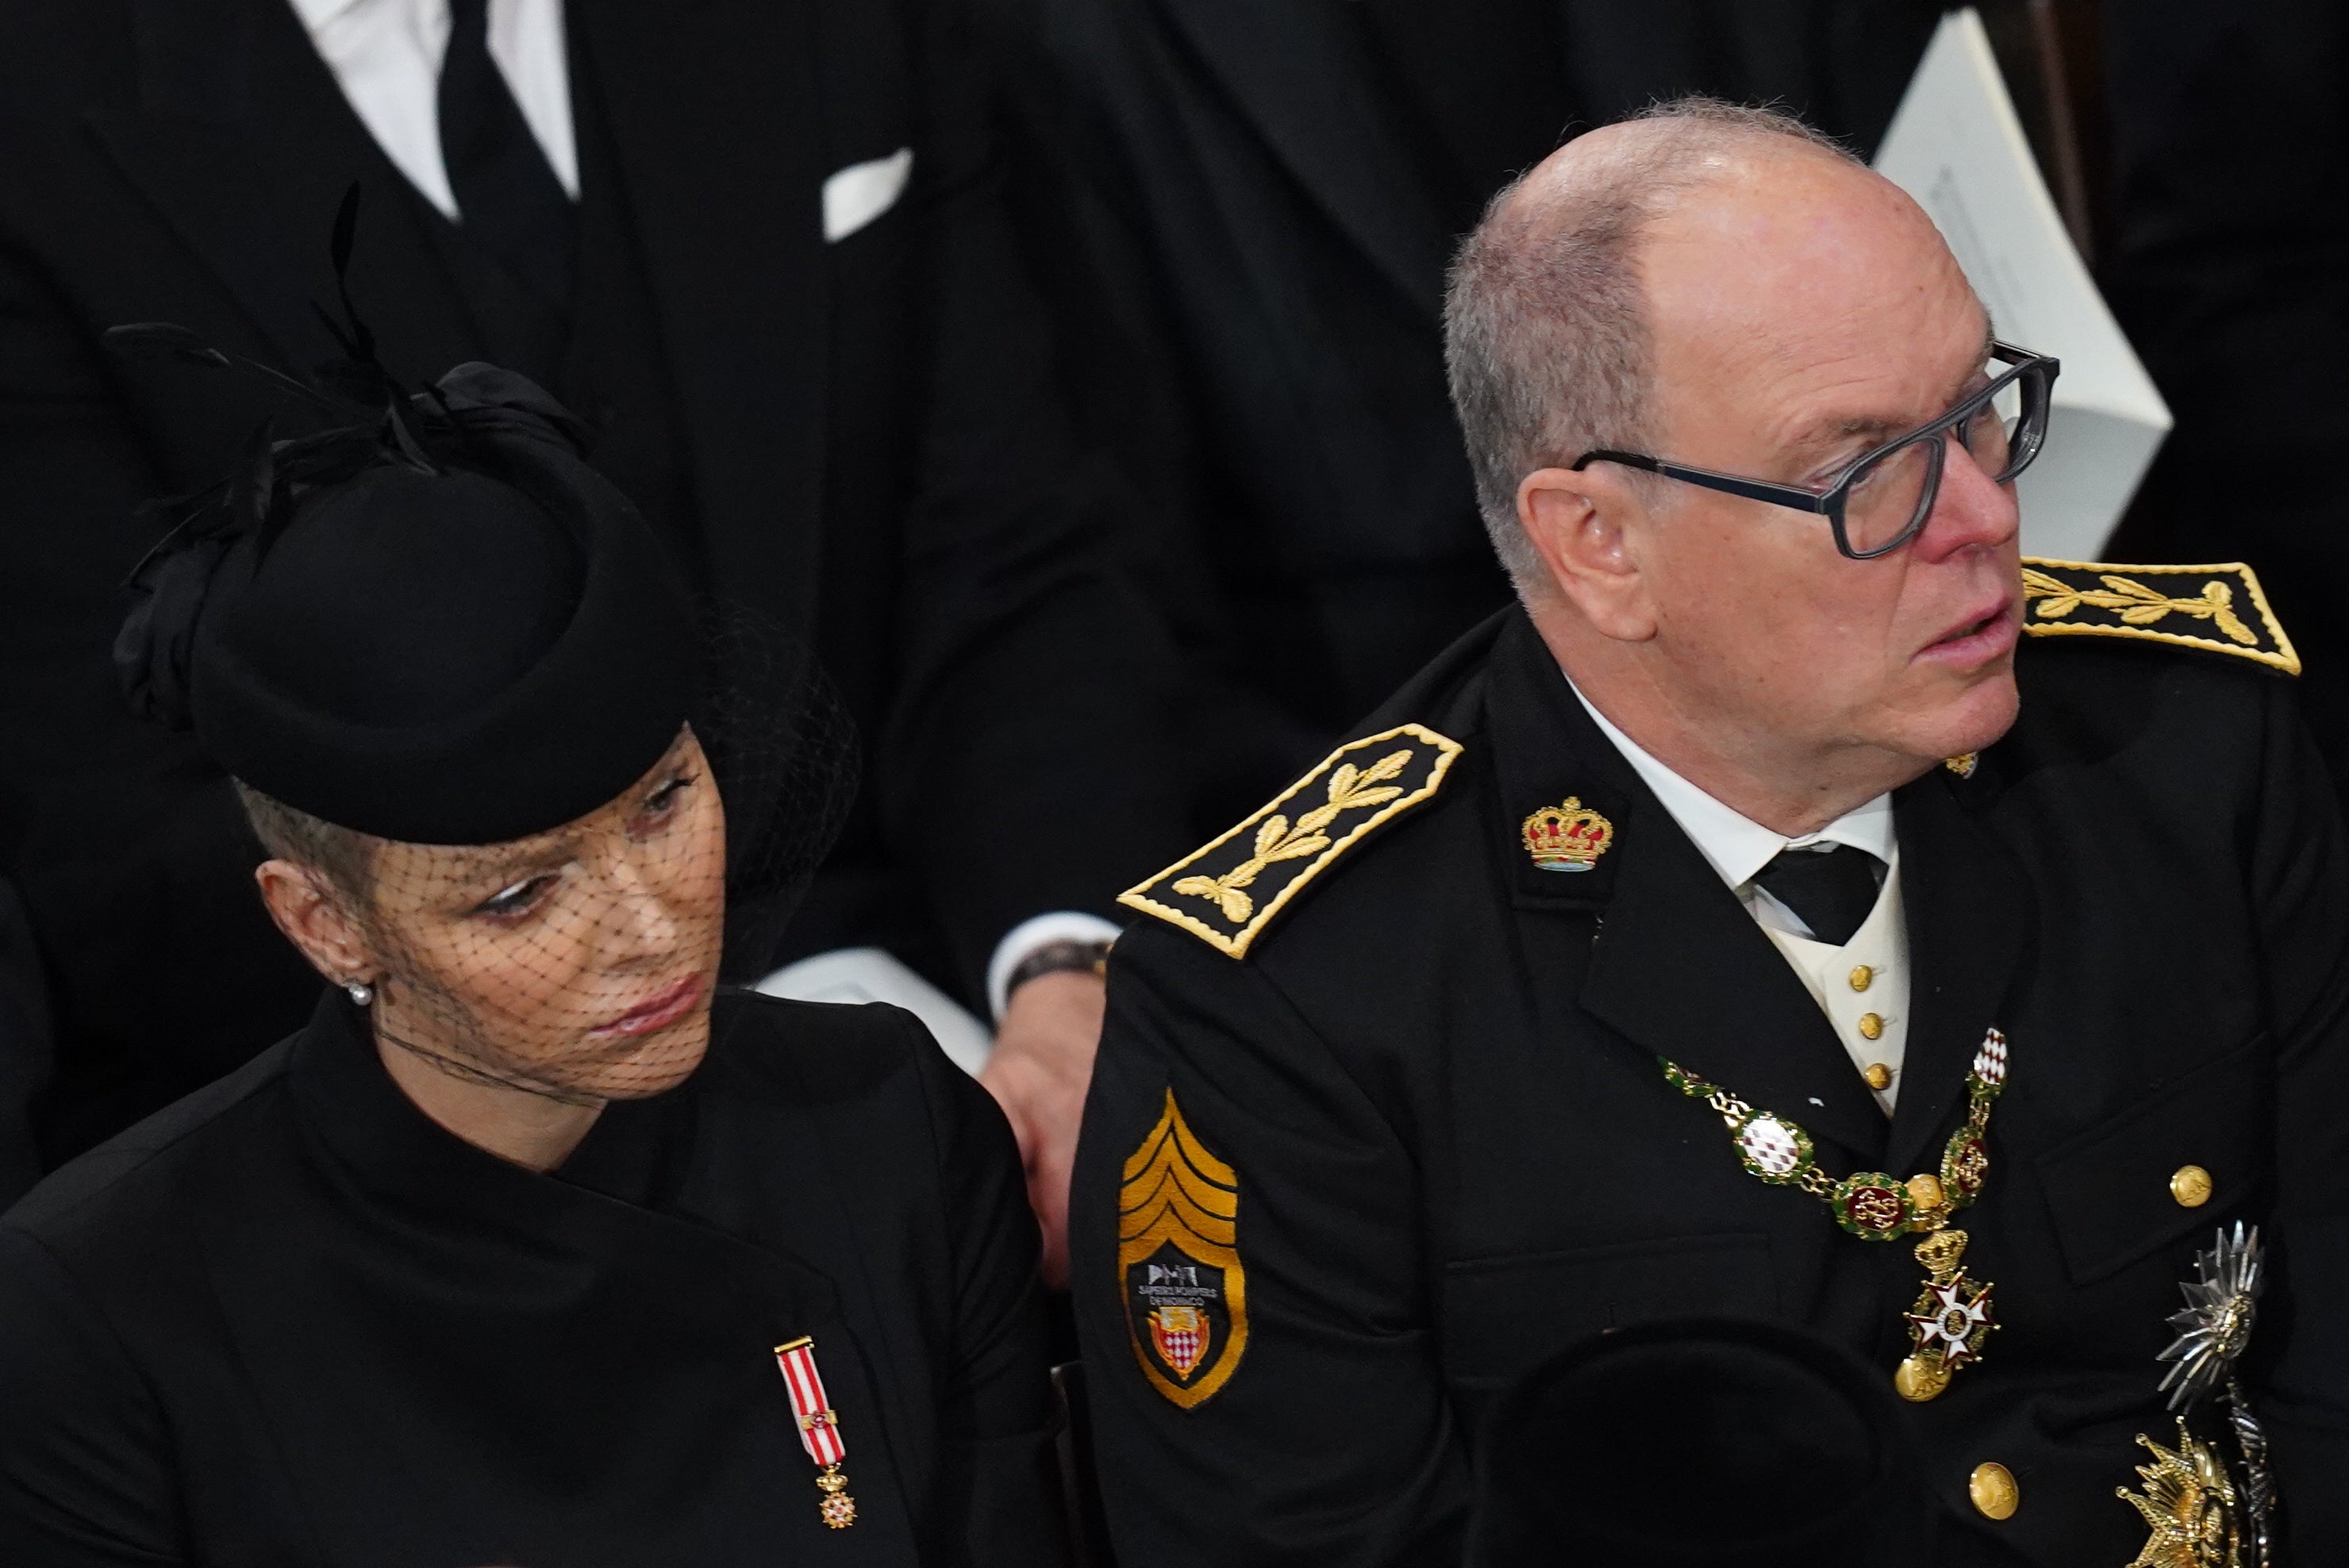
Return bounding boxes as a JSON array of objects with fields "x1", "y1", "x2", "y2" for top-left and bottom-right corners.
[{"x1": 986, "y1": 911, "x2": 1124, "y2": 1020}]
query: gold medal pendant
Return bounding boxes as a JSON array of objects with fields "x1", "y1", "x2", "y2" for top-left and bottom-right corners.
[
  {"x1": 1895, "y1": 1228, "x2": 1997, "y2": 1401},
  {"x1": 1663, "y1": 1028, "x2": 2012, "y2": 1402}
]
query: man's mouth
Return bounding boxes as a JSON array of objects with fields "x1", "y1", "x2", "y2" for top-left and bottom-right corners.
[
  {"x1": 590, "y1": 974, "x2": 706, "y2": 1039},
  {"x1": 1921, "y1": 598, "x2": 2020, "y2": 667}
]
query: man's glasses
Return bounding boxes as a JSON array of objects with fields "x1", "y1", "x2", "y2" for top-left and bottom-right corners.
[{"x1": 1570, "y1": 341, "x2": 2060, "y2": 560}]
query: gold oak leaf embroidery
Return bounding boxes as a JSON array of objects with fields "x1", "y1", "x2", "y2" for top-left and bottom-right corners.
[
  {"x1": 1119, "y1": 722, "x2": 1464, "y2": 958},
  {"x1": 2022, "y1": 567, "x2": 2258, "y2": 648},
  {"x1": 1171, "y1": 750, "x2": 1412, "y2": 924}
]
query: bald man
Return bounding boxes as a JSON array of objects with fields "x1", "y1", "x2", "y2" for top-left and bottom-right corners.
[{"x1": 1072, "y1": 101, "x2": 2349, "y2": 1566}]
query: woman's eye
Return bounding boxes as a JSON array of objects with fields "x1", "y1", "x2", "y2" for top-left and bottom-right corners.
[
  {"x1": 475, "y1": 875, "x2": 555, "y2": 918},
  {"x1": 641, "y1": 771, "x2": 698, "y2": 820}
]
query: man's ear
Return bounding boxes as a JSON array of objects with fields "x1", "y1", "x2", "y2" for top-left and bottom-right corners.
[
  {"x1": 1517, "y1": 466, "x2": 1659, "y2": 641},
  {"x1": 254, "y1": 860, "x2": 375, "y2": 987}
]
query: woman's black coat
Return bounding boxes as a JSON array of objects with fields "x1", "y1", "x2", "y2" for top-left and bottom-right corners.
[{"x1": 0, "y1": 989, "x2": 1063, "y2": 1567}]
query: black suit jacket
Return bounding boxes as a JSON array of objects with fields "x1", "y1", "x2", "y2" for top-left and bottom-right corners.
[
  {"x1": 2100, "y1": 0, "x2": 2349, "y2": 789},
  {"x1": 981, "y1": 0, "x2": 1942, "y2": 819},
  {"x1": 0, "y1": 0, "x2": 1186, "y2": 1162},
  {"x1": 1074, "y1": 609, "x2": 2349, "y2": 1566},
  {"x1": 0, "y1": 989, "x2": 1062, "y2": 1566}
]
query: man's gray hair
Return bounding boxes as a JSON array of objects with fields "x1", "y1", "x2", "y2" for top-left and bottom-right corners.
[{"x1": 1444, "y1": 98, "x2": 1861, "y2": 595}]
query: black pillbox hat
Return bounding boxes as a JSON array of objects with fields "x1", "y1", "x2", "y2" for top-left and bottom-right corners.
[{"x1": 175, "y1": 368, "x2": 696, "y2": 844}]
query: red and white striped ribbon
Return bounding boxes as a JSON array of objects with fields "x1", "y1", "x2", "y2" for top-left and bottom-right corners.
[{"x1": 774, "y1": 1336, "x2": 848, "y2": 1468}]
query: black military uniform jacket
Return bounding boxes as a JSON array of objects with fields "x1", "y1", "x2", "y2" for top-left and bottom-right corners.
[
  {"x1": 0, "y1": 990, "x2": 1062, "y2": 1567},
  {"x1": 1074, "y1": 579, "x2": 2349, "y2": 1566}
]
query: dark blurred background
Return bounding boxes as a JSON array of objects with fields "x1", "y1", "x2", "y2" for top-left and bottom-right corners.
[{"x1": 0, "y1": 0, "x2": 2339, "y2": 1206}]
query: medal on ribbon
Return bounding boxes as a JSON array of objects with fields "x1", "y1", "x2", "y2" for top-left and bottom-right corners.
[{"x1": 774, "y1": 1336, "x2": 857, "y2": 1528}]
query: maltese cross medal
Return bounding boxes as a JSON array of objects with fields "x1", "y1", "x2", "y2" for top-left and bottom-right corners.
[{"x1": 1895, "y1": 1228, "x2": 1997, "y2": 1401}]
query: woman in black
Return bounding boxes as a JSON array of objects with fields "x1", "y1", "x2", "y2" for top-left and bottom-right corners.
[{"x1": 0, "y1": 361, "x2": 1060, "y2": 1566}]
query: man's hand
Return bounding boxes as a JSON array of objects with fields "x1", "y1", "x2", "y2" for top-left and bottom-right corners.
[{"x1": 979, "y1": 968, "x2": 1105, "y2": 1289}]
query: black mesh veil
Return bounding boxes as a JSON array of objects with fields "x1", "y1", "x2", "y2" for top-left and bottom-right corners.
[
  {"x1": 106, "y1": 189, "x2": 859, "y2": 1108},
  {"x1": 253, "y1": 621, "x2": 855, "y2": 1110},
  {"x1": 690, "y1": 601, "x2": 859, "y2": 983}
]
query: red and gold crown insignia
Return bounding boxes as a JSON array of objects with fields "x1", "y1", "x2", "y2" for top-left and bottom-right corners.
[{"x1": 1521, "y1": 796, "x2": 1614, "y2": 872}]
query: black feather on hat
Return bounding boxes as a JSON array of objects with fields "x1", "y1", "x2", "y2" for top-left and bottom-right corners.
[{"x1": 108, "y1": 190, "x2": 696, "y2": 846}]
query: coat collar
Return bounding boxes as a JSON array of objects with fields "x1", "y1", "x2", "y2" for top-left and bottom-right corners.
[
  {"x1": 1571, "y1": 678, "x2": 1899, "y2": 890},
  {"x1": 1151, "y1": 0, "x2": 1452, "y2": 317},
  {"x1": 1881, "y1": 763, "x2": 2032, "y2": 1175},
  {"x1": 289, "y1": 986, "x2": 692, "y2": 1218},
  {"x1": 1478, "y1": 612, "x2": 2035, "y2": 1169},
  {"x1": 1482, "y1": 613, "x2": 1892, "y2": 1162}
]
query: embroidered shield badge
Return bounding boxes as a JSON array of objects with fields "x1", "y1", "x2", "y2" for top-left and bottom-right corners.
[{"x1": 1119, "y1": 1090, "x2": 1248, "y2": 1407}]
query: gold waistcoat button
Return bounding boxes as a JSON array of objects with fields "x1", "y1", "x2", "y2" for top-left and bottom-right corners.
[
  {"x1": 2170, "y1": 1165, "x2": 2213, "y2": 1208},
  {"x1": 1857, "y1": 1012, "x2": 1885, "y2": 1041},
  {"x1": 1848, "y1": 964, "x2": 1874, "y2": 992},
  {"x1": 1863, "y1": 1062, "x2": 1893, "y2": 1092},
  {"x1": 1969, "y1": 1462, "x2": 2020, "y2": 1520}
]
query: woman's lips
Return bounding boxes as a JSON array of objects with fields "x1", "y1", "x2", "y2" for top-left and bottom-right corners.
[{"x1": 590, "y1": 974, "x2": 706, "y2": 1039}]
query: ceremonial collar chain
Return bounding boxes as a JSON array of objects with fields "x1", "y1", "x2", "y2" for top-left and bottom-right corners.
[{"x1": 1659, "y1": 1028, "x2": 2010, "y2": 1401}]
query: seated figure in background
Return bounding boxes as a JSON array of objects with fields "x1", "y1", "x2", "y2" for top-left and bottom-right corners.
[
  {"x1": 1075, "y1": 100, "x2": 2349, "y2": 1566},
  {"x1": 0, "y1": 361, "x2": 1060, "y2": 1567}
]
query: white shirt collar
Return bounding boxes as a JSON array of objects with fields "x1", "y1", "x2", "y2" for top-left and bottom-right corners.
[{"x1": 1567, "y1": 678, "x2": 1897, "y2": 891}]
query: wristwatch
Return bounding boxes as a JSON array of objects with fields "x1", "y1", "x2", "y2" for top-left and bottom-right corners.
[{"x1": 1005, "y1": 937, "x2": 1113, "y2": 997}]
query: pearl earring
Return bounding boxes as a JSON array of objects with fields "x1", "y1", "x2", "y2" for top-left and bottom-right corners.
[{"x1": 345, "y1": 980, "x2": 375, "y2": 1006}]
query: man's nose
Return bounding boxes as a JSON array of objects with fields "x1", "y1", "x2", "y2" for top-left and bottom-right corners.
[{"x1": 1913, "y1": 432, "x2": 2021, "y2": 559}]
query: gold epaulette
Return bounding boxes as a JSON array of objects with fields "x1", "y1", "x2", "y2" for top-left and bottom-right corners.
[
  {"x1": 2019, "y1": 558, "x2": 2298, "y2": 674},
  {"x1": 1118, "y1": 723, "x2": 1464, "y2": 958}
]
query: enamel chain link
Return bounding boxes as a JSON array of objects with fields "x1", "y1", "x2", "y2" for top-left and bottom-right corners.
[{"x1": 1659, "y1": 1028, "x2": 2010, "y2": 1401}]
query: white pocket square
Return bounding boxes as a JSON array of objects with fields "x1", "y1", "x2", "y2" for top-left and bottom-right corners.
[{"x1": 822, "y1": 148, "x2": 913, "y2": 243}]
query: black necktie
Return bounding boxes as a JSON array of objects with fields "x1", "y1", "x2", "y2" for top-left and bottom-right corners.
[
  {"x1": 1752, "y1": 844, "x2": 1886, "y2": 947},
  {"x1": 438, "y1": 0, "x2": 576, "y2": 306}
]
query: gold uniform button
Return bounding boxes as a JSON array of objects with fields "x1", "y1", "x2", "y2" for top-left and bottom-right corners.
[
  {"x1": 1857, "y1": 1012, "x2": 1885, "y2": 1041},
  {"x1": 1848, "y1": 964, "x2": 1874, "y2": 993},
  {"x1": 1969, "y1": 1462, "x2": 2020, "y2": 1520},
  {"x1": 1863, "y1": 1063, "x2": 1893, "y2": 1092},
  {"x1": 2170, "y1": 1165, "x2": 2213, "y2": 1208}
]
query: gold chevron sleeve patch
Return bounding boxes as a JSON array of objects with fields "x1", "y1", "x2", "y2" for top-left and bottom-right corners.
[
  {"x1": 2019, "y1": 559, "x2": 2298, "y2": 674},
  {"x1": 1117, "y1": 722, "x2": 1465, "y2": 958},
  {"x1": 1118, "y1": 1090, "x2": 1247, "y2": 1409}
]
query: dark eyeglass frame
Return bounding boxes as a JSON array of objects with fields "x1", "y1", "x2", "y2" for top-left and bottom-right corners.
[{"x1": 1568, "y1": 340, "x2": 2062, "y2": 560}]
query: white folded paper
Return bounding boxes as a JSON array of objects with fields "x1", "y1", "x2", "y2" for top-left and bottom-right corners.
[{"x1": 1874, "y1": 9, "x2": 2171, "y2": 559}]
